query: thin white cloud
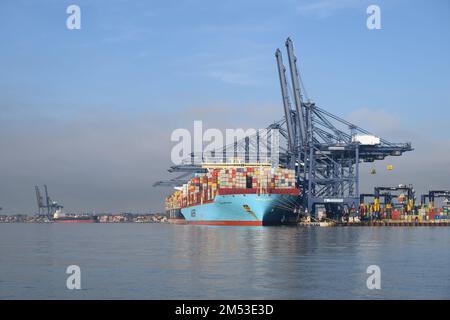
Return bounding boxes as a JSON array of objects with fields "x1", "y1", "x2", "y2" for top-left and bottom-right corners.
[
  {"x1": 346, "y1": 107, "x2": 450, "y2": 196},
  {"x1": 207, "y1": 70, "x2": 262, "y2": 86},
  {"x1": 347, "y1": 107, "x2": 413, "y2": 141},
  {"x1": 296, "y1": 0, "x2": 367, "y2": 18},
  {"x1": 201, "y1": 56, "x2": 273, "y2": 86}
]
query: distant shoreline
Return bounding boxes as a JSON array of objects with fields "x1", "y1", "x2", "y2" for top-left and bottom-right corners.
[{"x1": 0, "y1": 213, "x2": 168, "y2": 223}]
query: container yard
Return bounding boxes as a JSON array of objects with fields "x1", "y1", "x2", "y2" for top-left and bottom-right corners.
[{"x1": 353, "y1": 186, "x2": 450, "y2": 224}]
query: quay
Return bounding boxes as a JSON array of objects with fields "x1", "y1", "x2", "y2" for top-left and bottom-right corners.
[
  {"x1": 342, "y1": 220, "x2": 450, "y2": 227},
  {"x1": 298, "y1": 220, "x2": 450, "y2": 227}
]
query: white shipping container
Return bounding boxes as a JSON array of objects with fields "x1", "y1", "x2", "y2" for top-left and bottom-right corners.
[{"x1": 352, "y1": 135, "x2": 381, "y2": 145}]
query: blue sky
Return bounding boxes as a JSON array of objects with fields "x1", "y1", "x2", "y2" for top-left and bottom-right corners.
[
  {"x1": 0, "y1": 0, "x2": 449, "y2": 213},
  {"x1": 1, "y1": 0, "x2": 449, "y2": 121}
]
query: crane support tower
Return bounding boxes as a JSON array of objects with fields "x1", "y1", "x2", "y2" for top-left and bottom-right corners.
[
  {"x1": 426, "y1": 190, "x2": 450, "y2": 208},
  {"x1": 35, "y1": 185, "x2": 63, "y2": 218}
]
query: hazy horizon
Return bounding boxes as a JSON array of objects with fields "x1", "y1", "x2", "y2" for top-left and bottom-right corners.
[{"x1": 1, "y1": 0, "x2": 449, "y2": 214}]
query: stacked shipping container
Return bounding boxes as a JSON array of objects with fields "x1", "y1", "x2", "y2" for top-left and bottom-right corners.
[{"x1": 165, "y1": 166, "x2": 298, "y2": 210}]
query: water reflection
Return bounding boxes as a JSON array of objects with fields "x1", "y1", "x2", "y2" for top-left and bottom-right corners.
[{"x1": 0, "y1": 224, "x2": 449, "y2": 299}]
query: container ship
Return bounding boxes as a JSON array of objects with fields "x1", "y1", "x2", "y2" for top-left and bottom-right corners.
[
  {"x1": 166, "y1": 163, "x2": 301, "y2": 226},
  {"x1": 52, "y1": 209, "x2": 98, "y2": 223}
]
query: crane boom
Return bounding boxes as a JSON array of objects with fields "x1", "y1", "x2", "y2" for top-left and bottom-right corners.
[
  {"x1": 285, "y1": 38, "x2": 306, "y2": 146},
  {"x1": 35, "y1": 186, "x2": 43, "y2": 208},
  {"x1": 275, "y1": 49, "x2": 295, "y2": 154},
  {"x1": 44, "y1": 185, "x2": 51, "y2": 216}
]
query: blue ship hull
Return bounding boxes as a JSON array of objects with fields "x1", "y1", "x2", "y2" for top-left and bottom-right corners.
[{"x1": 180, "y1": 193, "x2": 299, "y2": 226}]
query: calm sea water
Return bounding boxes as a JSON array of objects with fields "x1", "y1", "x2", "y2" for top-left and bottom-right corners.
[{"x1": 0, "y1": 223, "x2": 449, "y2": 299}]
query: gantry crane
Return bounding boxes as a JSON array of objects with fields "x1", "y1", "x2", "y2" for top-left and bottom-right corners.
[
  {"x1": 155, "y1": 38, "x2": 413, "y2": 217},
  {"x1": 424, "y1": 190, "x2": 450, "y2": 209},
  {"x1": 35, "y1": 185, "x2": 63, "y2": 218},
  {"x1": 273, "y1": 38, "x2": 412, "y2": 216},
  {"x1": 373, "y1": 185, "x2": 415, "y2": 217}
]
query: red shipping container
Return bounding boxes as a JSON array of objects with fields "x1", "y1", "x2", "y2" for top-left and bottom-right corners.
[{"x1": 391, "y1": 210, "x2": 400, "y2": 220}]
